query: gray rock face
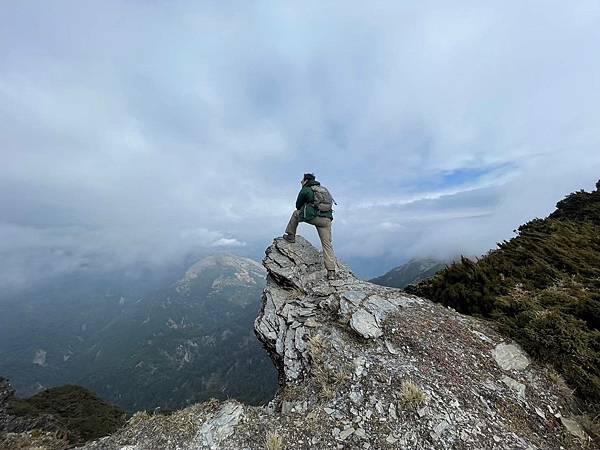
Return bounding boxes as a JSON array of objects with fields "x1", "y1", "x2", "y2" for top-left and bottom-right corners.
[
  {"x1": 195, "y1": 402, "x2": 244, "y2": 449},
  {"x1": 350, "y1": 309, "x2": 383, "y2": 339},
  {"x1": 493, "y1": 343, "x2": 530, "y2": 371},
  {"x1": 255, "y1": 236, "x2": 419, "y2": 381},
  {"x1": 78, "y1": 236, "x2": 590, "y2": 450},
  {"x1": 501, "y1": 376, "x2": 526, "y2": 400}
]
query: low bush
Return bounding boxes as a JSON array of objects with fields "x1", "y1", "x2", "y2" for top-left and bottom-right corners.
[{"x1": 407, "y1": 180, "x2": 600, "y2": 413}]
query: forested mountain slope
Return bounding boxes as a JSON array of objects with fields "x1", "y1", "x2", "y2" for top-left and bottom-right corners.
[
  {"x1": 370, "y1": 258, "x2": 447, "y2": 289},
  {"x1": 0, "y1": 255, "x2": 278, "y2": 411},
  {"x1": 407, "y1": 180, "x2": 600, "y2": 415}
]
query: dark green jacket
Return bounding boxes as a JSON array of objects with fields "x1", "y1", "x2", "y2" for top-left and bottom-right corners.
[{"x1": 296, "y1": 180, "x2": 334, "y2": 222}]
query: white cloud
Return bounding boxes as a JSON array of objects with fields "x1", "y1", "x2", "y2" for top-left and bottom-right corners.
[
  {"x1": 211, "y1": 238, "x2": 247, "y2": 247},
  {"x1": 1, "y1": 0, "x2": 599, "y2": 283}
]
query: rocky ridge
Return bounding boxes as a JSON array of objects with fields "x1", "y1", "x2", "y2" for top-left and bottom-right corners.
[
  {"x1": 178, "y1": 254, "x2": 266, "y2": 292},
  {"x1": 78, "y1": 236, "x2": 589, "y2": 449}
]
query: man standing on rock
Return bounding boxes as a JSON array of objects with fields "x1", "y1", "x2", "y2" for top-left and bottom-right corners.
[{"x1": 283, "y1": 173, "x2": 338, "y2": 280}]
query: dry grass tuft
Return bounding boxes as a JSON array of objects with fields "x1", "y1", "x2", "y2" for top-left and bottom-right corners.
[
  {"x1": 309, "y1": 335, "x2": 327, "y2": 361},
  {"x1": 309, "y1": 335, "x2": 330, "y2": 390},
  {"x1": 591, "y1": 415, "x2": 600, "y2": 439},
  {"x1": 264, "y1": 430, "x2": 284, "y2": 450},
  {"x1": 0, "y1": 430, "x2": 69, "y2": 450},
  {"x1": 129, "y1": 410, "x2": 152, "y2": 426},
  {"x1": 333, "y1": 368, "x2": 351, "y2": 385},
  {"x1": 400, "y1": 380, "x2": 427, "y2": 406},
  {"x1": 578, "y1": 414, "x2": 600, "y2": 448},
  {"x1": 308, "y1": 334, "x2": 351, "y2": 400},
  {"x1": 548, "y1": 370, "x2": 575, "y2": 398},
  {"x1": 280, "y1": 383, "x2": 303, "y2": 402},
  {"x1": 319, "y1": 385, "x2": 336, "y2": 401}
]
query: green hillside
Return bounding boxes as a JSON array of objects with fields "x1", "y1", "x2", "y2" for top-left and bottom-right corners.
[
  {"x1": 0, "y1": 255, "x2": 278, "y2": 412},
  {"x1": 407, "y1": 180, "x2": 600, "y2": 412},
  {"x1": 76, "y1": 256, "x2": 278, "y2": 410},
  {"x1": 6, "y1": 383, "x2": 127, "y2": 445}
]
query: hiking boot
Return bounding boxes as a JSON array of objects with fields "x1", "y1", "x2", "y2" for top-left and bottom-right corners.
[
  {"x1": 282, "y1": 233, "x2": 296, "y2": 243},
  {"x1": 327, "y1": 270, "x2": 337, "y2": 281}
]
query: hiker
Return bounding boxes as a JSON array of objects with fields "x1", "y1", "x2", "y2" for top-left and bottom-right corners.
[{"x1": 283, "y1": 173, "x2": 338, "y2": 280}]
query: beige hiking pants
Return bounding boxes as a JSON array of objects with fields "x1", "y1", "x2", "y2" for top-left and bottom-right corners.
[{"x1": 285, "y1": 210, "x2": 337, "y2": 271}]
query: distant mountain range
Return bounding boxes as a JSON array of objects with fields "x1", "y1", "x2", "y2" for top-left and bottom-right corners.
[
  {"x1": 0, "y1": 254, "x2": 278, "y2": 411},
  {"x1": 369, "y1": 258, "x2": 448, "y2": 289}
]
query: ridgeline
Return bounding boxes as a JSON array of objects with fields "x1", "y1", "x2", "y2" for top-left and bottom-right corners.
[{"x1": 407, "y1": 180, "x2": 600, "y2": 417}]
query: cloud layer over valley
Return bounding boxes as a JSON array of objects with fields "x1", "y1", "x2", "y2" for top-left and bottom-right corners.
[{"x1": 2, "y1": 1, "x2": 600, "y2": 286}]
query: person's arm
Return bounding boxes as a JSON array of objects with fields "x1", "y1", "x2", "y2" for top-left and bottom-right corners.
[{"x1": 295, "y1": 188, "x2": 309, "y2": 210}]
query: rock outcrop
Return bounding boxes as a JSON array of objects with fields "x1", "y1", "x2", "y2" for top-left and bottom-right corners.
[{"x1": 78, "y1": 236, "x2": 589, "y2": 449}]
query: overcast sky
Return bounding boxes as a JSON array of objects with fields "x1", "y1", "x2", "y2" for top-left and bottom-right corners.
[{"x1": 1, "y1": 1, "x2": 600, "y2": 288}]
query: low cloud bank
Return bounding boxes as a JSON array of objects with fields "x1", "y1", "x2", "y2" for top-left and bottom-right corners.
[{"x1": 1, "y1": 1, "x2": 599, "y2": 287}]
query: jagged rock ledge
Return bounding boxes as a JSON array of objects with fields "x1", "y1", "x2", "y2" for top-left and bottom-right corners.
[
  {"x1": 77, "y1": 236, "x2": 589, "y2": 449},
  {"x1": 255, "y1": 236, "x2": 422, "y2": 382}
]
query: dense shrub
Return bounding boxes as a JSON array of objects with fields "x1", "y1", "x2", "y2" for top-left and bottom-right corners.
[
  {"x1": 7, "y1": 384, "x2": 127, "y2": 444},
  {"x1": 407, "y1": 180, "x2": 600, "y2": 412}
]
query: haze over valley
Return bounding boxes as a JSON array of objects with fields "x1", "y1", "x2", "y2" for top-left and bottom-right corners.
[{"x1": 0, "y1": 254, "x2": 277, "y2": 411}]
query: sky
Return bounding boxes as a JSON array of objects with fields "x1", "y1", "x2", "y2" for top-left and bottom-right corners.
[{"x1": 1, "y1": 0, "x2": 600, "y2": 288}]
